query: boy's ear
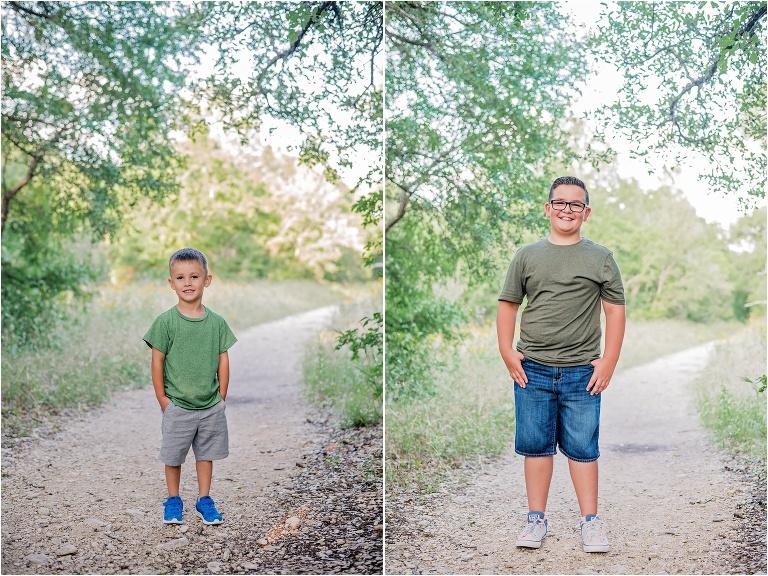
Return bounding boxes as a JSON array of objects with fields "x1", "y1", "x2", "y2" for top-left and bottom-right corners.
[
  {"x1": 168, "y1": 278, "x2": 174, "y2": 289},
  {"x1": 204, "y1": 274, "x2": 212, "y2": 287}
]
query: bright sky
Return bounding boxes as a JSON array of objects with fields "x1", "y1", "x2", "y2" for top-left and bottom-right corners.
[{"x1": 563, "y1": 0, "x2": 765, "y2": 230}]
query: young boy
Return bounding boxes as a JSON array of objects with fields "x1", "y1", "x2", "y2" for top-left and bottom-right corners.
[
  {"x1": 496, "y1": 176, "x2": 626, "y2": 553},
  {"x1": 143, "y1": 248, "x2": 237, "y2": 525}
]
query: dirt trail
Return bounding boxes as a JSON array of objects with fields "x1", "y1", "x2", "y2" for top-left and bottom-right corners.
[
  {"x1": 2, "y1": 306, "x2": 383, "y2": 575},
  {"x1": 386, "y1": 343, "x2": 762, "y2": 575}
]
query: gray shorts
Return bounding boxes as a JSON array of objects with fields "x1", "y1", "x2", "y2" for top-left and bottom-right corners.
[{"x1": 159, "y1": 400, "x2": 229, "y2": 466}]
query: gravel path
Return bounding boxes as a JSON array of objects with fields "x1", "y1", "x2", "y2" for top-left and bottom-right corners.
[
  {"x1": 385, "y1": 343, "x2": 765, "y2": 575},
  {"x1": 1, "y1": 306, "x2": 383, "y2": 575}
]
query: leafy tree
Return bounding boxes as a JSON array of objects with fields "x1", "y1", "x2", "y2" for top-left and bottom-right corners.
[
  {"x1": 1, "y1": 1, "x2": 195, "y2": 346},
  {"x1": 384, "y1": 2, "x2": 590, "y2": 398},
  {"x1": 726, "y1": 206, "x2": 766, "y2": 320},
  {"x1": 193, "y1": 2, "x2": 384, "y2": 364},
  {"x1": 586, "y1": 178, "x2": 740, "y2": 322},
  {"x1": 110, "y1": 130, "x2": 369, "y2": 282},
  {"x1": 1, "y1": 1, "x2": 194, "y2": 233},
  {"x1": 196, "y1": 1, "x2": 383, "y2": 260},
  {"x1": 592, "y1": 1, "x2": 766, "y2": 204}
]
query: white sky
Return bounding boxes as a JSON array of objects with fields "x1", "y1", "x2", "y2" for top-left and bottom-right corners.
[{"x1": 562, "y1": 0, "x2": 765, "y2": 230}]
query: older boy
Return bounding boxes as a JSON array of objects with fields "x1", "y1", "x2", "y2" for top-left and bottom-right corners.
[
  {"x1": 497, "y1": 176, "x2": 625, "y2": 552},
  {"x1": 143, "y1": 248, "x2": 237, "y2": 525}
]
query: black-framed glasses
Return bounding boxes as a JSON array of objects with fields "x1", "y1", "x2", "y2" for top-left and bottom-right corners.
[{"x1": 549, "y1": 200, "x2": 587, "y2": 213}]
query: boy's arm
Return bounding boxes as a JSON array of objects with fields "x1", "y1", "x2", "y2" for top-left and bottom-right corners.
[
  {"x1": 151, "y1": 347, "x2": 171, "y2": 411},
  {"x1": 497, "y1": 300, "x2": 528, "y2": 386},
  {"x1": 587, "y1": 301, "x2": 626, "y2": 395},
  {"x1": 218, "y1": 351, "x2": 230, "y2": 401}
]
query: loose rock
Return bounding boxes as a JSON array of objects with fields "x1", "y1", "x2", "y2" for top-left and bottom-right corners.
[
  {"x1": 55, "y1": 544, "x2": 77, "y2": 557},
  {"x1": 25, "y1": 554, "x2": 51, "y2": 565},
  {"x1": 156, "y1": 537, "x2": 190, "y2": 550},
  {"x1": 84, "y1": 518, "x2": 107, "y2": 528}
]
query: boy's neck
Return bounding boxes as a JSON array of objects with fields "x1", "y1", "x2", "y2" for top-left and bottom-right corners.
[
  {"x1": 548, "y1": 231, "x2": 583, "y2": 246},
  {"x1": 176, "y1": 300, "x2": 206, "y2": 318}
]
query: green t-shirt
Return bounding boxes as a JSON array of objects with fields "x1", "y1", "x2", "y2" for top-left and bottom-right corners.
[
  {"x1": 499, "y1": 237, "x2": 625, "y2": 367},
  {"x1": 143, "y1": 306, "x2": 237, "y2": 409}
]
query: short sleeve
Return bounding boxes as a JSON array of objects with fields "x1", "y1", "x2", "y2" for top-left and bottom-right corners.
[
  {"x1": 498, "y1": 248, "x2": 526, "y2": 303},
  {"x1": 219, "y1": 319, "x2": 237, "y2": 353},
  {"x1": 600, "y1": 253, "x2": 626, "y2": 305},
  {"x1": 143, "y1": 315, "x2": 170, "y2": 353}
]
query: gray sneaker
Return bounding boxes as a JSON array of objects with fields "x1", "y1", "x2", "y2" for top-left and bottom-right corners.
[
  {"x1": 580, "y1": 515, "x2": 610, "y2": 552},
  {"x1": 516, "y1": 513, "x2": 547, "y2": 548}
]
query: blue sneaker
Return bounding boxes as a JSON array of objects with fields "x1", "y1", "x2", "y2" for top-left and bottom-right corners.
[
  {"x1": 163, "y1": 496, "x2": 183, "y2": 524},
  {"x1": 196, "y1": 495, "x2": 223, "y2": 525}
]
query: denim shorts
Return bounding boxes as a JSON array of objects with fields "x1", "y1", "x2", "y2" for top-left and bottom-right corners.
[
  {"x1": 513, "y1": 358, "x2": 601, "y2": 462},
  {"x1": 159, "y1": 400, "x2": 229, "y2": 466}
]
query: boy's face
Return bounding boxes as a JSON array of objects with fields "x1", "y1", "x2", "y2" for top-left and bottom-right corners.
[
  {"x1": 168, "y1": 260, "x2": 212, "y2": 304},
  {"x1": 545, "y1": 184, "x2": 591, "y2": 236}
]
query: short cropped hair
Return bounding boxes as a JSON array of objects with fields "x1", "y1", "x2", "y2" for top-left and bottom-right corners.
[
  {"x1": 169, "y1": 248, "x2": 208, "y2": 276},
  {"x1": 548, "y1": 176, "x2": 589, "y2": 205}
]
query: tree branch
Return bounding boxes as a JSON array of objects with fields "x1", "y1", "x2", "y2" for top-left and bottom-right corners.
[
  {"x1": 256, "y1": 1, "x2": 335, "y2": 94},
  {"x1": 2, "y1": 154, "x2": 38, "y2": 233},
  {"x1": 8, "y1": 1, "x2": 54, "y2": 19},
  {"x1": 666, "y1": 4, "x2": 766, "y2": 143},
  {"x1": 385, "y1": 182, "x2": 411, "y2": 232}
]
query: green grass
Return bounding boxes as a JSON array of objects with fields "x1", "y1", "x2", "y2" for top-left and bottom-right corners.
[
  {"x1": 693, "y1": 319, "x2": 766, "y2": 470},
  {"x1": 386, "y1": 322, "x2": 516, "y2": 490},
  {"x1": 302, "y1": 284, "x2": 382, "y2": 428},
  {"x1": 2, "y1": 279, "x2": 341, "y2": 437},
  {"x1": 386, "y1": 318, "x2": 743, "y2": 491}
]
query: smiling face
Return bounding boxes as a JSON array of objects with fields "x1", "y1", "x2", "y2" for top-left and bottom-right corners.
[
  {"x1": 545, "y1": 183, "x2": 591, "y2": 243},
  {"x1": 168, "y1": 259, "x2": 212, "y2": 306}
]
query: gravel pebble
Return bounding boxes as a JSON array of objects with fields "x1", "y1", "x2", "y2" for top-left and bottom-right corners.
[{"x1": 54, "y1": 544, "x2": 77, "y2": 557}]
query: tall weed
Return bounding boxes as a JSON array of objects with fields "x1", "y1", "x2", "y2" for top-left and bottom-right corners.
[
  {"x1": 302, "y1": 284, "x2": 382, "y2": 428},
  {"x1": 694, "y1": 320, "x2": 766, "y2": 468}
]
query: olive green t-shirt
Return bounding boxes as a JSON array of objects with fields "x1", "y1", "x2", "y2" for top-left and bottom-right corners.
[
  {"x1": 499, "y1": 238, "x2": 625, "y2": 367},
  {"x1": 143, "y1": 306, "x2": 237, "y2": 409}
]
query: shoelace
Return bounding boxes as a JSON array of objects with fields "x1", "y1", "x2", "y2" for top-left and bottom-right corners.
[
  {"x1": 582, "y1": 519, "x2": 606, "y2": 543},
  {"x1": 166, "y1": 500, "x2": 182, "y2": 515},
  {"x1": 520, "y1": 518, "x2": 545, "y2": 538}
]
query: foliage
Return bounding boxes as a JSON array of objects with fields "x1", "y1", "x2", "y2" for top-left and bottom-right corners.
[
  {"x1": 1, "y1": 230, "x2": 99, "y2": 349},
  {"x1": 384, "y1": 2, "x2": 591, "y2": 399},
  {"x1": 1, "y1": 1, "x2": 194, "y2": 233},
  {"x1": 725, "y1": 206, "x2": 767, "y2": 320},
  {"x1": 592, "y1": 1, "x2": 766, "y2": 204},
  {"x1": 585, "y1": 177, "x2": 758, "y2": 322},
  {"x1": 336, "y1": 312, "x2": 383, "y2": 362},
  {"x1": 196, "y1": 1, "x2": 383, "y2": 262},
  {"x1": 386, "y1": 323, "x2": 516, "y2": 490},
  {"x1": 694, "y1": 321, "x2": 767, "y2": 466},
  {"x1": 2, "y1": 2, "x2": 379, "y2": 350},
  {"x1": 1, "y1": 1, "x2": 196, "y2": 345},
  {"x1": 108, "y1": 129, "x2": 369, "y2": 283}
]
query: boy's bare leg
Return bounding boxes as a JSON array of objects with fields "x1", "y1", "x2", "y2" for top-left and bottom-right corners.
[
  {"x1": 196, "y1": 460, "x2": 213, "y2": 497},
  {"x1": 524, "y1": 456, "x2": 554, "y2": 512},
  {"x1": 568, "y1": 459, "x2": 599, "y2": 516},
  {"x1": 165, "y1": 465, "x2": 181, "y2": 497}
]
